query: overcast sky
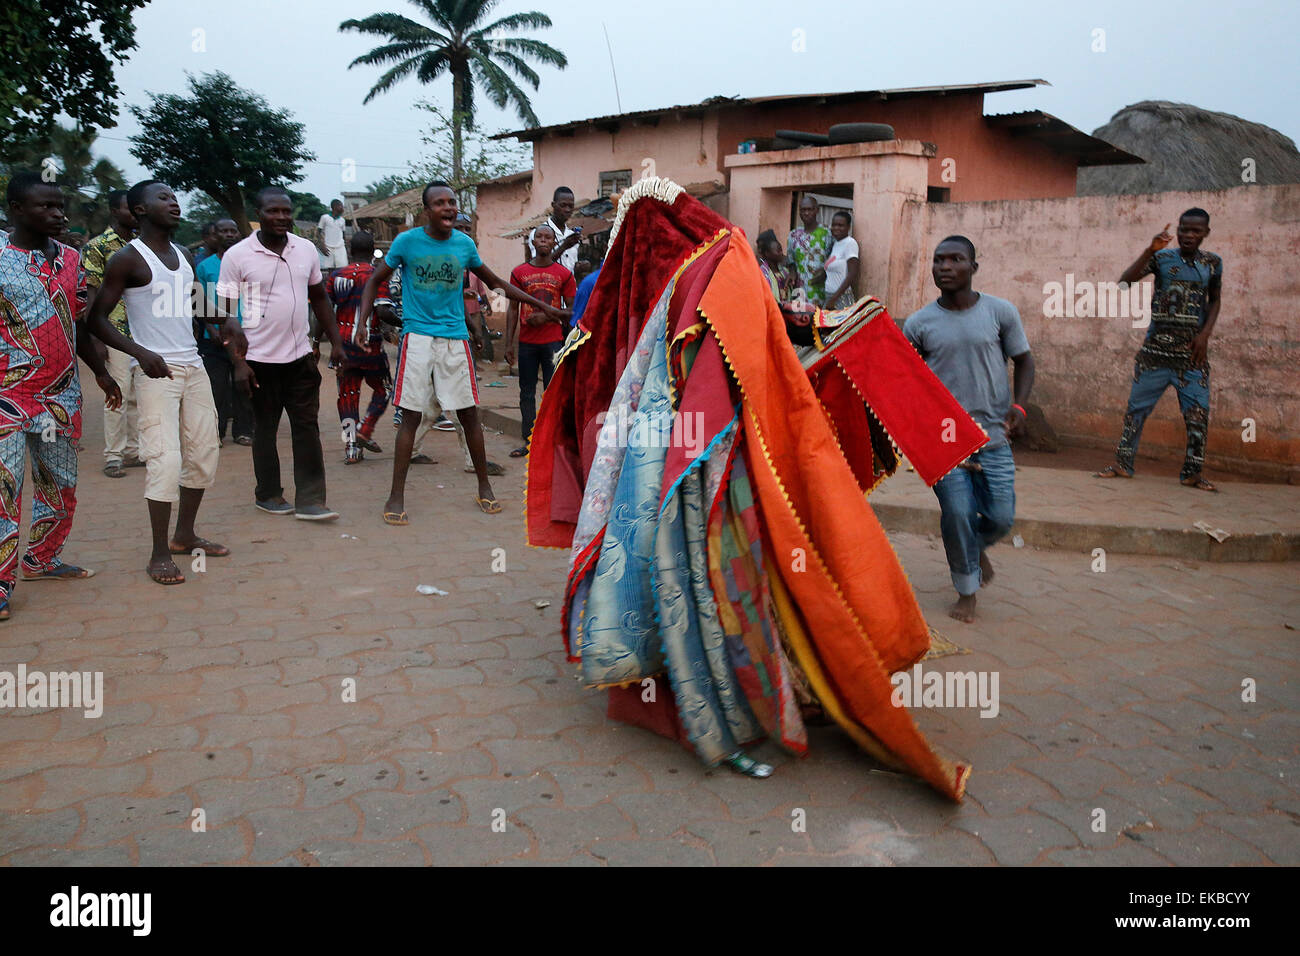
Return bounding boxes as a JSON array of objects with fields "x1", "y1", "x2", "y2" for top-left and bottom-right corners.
[{"x1": 93, "y1": 0, "x2": 1298, "y2": 205}]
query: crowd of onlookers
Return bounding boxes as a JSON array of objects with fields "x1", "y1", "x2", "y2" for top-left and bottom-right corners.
[{"x1": 756, "y1": 194, "x2": 859, "y2": 312}]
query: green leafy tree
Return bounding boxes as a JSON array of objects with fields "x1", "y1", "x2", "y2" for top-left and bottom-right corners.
[
  {"x1": 407, "y1": 101, "x2": 530, "y2": 212},
  {"x1": 365, "y1": 172, "x2": 424, "y2": 203},
  {"x1": 1, "y1": 124, "x2": 126, "y2": 235},
  {"x1": 287, "y1": 189, "x2": 329, "y2": 223},
  {"x1": 340, "y1": 0, "x2": 566, "y2": 180},
  {"x1": 127, "y1": 71, "x2": 315, "y2": 234},
  {"x1": 0, "y1": 0, "x2": 151, "y2": 144}
]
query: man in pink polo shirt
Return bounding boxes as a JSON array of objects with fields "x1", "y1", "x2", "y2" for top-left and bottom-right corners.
[{"x1": 217, "y1": 186, "x2": 344, "y2": 520}]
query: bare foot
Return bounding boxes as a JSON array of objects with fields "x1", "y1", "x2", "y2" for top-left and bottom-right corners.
[
  {"x1": 980, "y1": 551, "x2": 995, "y2": 587},
  {"x1": 948, "y1": 593, "x2": 977, "y2": 623}
]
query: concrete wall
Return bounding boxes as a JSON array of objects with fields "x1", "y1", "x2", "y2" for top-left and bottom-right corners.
[
  {"x1": 726, "y1": 140, "x2": 932, "y2": 305},
  {"x1": 920, "y1": 185, "x2": 1300, "y2": 480},
  {"x1": 475, "y1": 176, "x2": 533, "y2": 280},
  {"x1": 715, "y1": 93, "x2": 1079, "y2": 201},
  {"x1": 529, "y1": 113, "x2": 725, "y2": 207}
]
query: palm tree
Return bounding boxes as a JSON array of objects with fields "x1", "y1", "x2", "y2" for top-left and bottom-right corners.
[{"x1": 340, "y1": 0, "x2": 567, "y2": 183}]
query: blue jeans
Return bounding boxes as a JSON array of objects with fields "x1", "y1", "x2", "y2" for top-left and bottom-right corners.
[
  {"x1": 1114, "y1": 364, "x2": 1210, "y2": 481},
  {"x1": 932, "y1": 443, "x2": 1016, "y2": 596}
]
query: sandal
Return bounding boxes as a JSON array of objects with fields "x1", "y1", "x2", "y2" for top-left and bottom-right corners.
[
  {"x1": 169, "y1": 537, "x2": 231, "y2": 557},
  {"x1": 345, "y1": 443, "x2": 364, "y2": 465},
  {"x1": 409, "y1": 454, "x2": 436, "y2": 465},
  {"x1": 509, "y1": 447, "x2": 527, "y2": 458},
  {"x1": 21, "y1": 562, "x2": 94, "y2": 582},
  {"x1": 724, "y1": 751, "x2": 773, "y2": 778},
  {"x1": 464, "y1": 461, "x2": 506, "y2": 476},
  {"x1": 475, "y1": 496, "x2": 503, "y2": 515},
  {"x1": 383, "y1": 511, "x2": 409, "y2": 526},
  {"x1": 1181, "y1": 475, "x2": 1218, "y2": 492},
  {"x1": 1094, "y1": 465, "x2": 1133, "y2": 479},
  {"x1": 103, "y1": 462, "x2": 125, "y2": 478},
  {"x1": 147, "y1": 557, "x2": 185, "y2": 586}
]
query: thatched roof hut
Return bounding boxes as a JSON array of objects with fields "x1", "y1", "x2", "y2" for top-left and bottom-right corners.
[
  {"x1": 348, "y1": 186, "x2": 424, "y2": 247},
  {"x1": 1078, "y1": 100, "x2": 1300, "y2": 195}
]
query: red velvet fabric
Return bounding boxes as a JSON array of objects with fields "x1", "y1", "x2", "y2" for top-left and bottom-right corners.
[{"x1": 525, "y1": 196, "x2": 732, "y2": 549}]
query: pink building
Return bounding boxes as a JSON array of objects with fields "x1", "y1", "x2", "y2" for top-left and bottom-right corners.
[{"x1": 476, "y1": 78, "x2": 1140, "y2": 270}]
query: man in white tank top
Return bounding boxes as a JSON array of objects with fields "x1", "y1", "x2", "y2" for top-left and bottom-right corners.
[{"x1": 86, "y1": 181, "x2": 242, "y2": 585}]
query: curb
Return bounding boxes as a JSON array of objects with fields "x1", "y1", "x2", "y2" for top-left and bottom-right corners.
[
  {"x1": 481, "y1": 408, "x2": 521, "y2": 438},
  {"x1": 870, "y1": 502, "x2": 1300, "y2": 563}
]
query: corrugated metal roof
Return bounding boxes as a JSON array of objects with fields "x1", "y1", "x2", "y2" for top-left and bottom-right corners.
[
  {"x1": 985, "y1": 111, "x2": 1145, "y2": 166},
  {"x1": 495, "y1": 79, "x2": 1048, "y2": 140}
]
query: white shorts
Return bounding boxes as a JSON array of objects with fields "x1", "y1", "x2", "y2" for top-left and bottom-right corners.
[
  {"x1": 394, "y1": 333, "x2": 479, "y2": 413},
  {"x1": 324, "y1": 244, "x2": 348, "y2": 268},
  {"x1": 134, "y1": 363, "x2": 220, "y2": 503}
]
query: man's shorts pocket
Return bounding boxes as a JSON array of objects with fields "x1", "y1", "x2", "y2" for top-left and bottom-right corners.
[{"x1": 137, "y1": 414, "x2": 164, "y2": 462}]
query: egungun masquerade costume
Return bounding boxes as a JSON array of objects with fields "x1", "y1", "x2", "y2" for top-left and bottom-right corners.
[{"x1": 524, "y1": 179, "x2": 986, "y2": 800}]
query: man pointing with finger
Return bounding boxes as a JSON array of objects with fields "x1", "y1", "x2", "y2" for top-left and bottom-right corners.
[{"x1": 1095, "y1": 209, "x2": 1222, "y2": 491}]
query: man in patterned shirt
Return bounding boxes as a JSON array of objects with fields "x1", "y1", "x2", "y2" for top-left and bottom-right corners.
[
  {"x1": 786, "y1": 194, "x2": 833, "y2": 307},
  {"x1": 82, "y1": 188, "x2": 141, "y2": 477},
  {"x1": 1095, "y1": 208, "x2": 1223, "y2": 491},
  {"x1": 326, "y1": 230, "x2": 397, "y2": 464},
  {"x1": 0, "y1": 172, "x2": 121, "y2": 621}
]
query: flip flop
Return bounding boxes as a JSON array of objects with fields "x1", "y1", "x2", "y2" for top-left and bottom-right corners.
[
  {"x1": 383, "y1": 511, "x2": 409, "y2": 526},
  {"x1": 169, "y1": 538, "x2": 231, "y2": 557},
  {"x1": 21, "y1": 562, "x2": 95, "y2": 581},
  {"x1": 464, "y1": 461, "x2": 506, "y2": 476},
  {"x1": 475, "y1": 496, "x2": 503, "y2": 515},
  {"x1": 409, "y1": 454, "x2": 436, "y2": 465},
  {"x1": 1093, "y1": 465, "x2": 1134, "y2": 479},
  {"x1": 509, "y1": 447, "x2": 527, "y2": 458},
  {"x1": 147, "y1": 558, "x2": 185, "y2": 585}
]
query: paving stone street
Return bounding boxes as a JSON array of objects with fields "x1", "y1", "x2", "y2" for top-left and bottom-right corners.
[{"x1": 1, "y1": 366, "x2": 1296, "y2": 866}]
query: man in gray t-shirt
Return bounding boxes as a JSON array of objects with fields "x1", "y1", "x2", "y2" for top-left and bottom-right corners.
[{"x1": 902, "y1": 235, "x2": 1035, "y2": 623}]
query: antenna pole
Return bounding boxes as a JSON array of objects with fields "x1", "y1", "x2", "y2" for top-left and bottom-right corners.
[{"x1": 602, "y1": 22, "x2": 623, "y2": 114}]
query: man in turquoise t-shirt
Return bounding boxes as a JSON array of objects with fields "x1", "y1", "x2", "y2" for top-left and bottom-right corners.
[{"x1": 358, "y1": 181, "x2": 569, "y2": 523}]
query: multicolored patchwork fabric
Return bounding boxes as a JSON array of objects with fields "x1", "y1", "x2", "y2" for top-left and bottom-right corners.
[
  {"x1": 708, "y1": 455, "x2": 807, "y2": 753},
  {"x1": 0, "y1": 239, "x2": 86, "y2": 440}
]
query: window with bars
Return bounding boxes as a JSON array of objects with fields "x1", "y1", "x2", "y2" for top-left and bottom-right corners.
[{"x1": 599, "y1": 170, "x2": 632, "y2": 198}]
